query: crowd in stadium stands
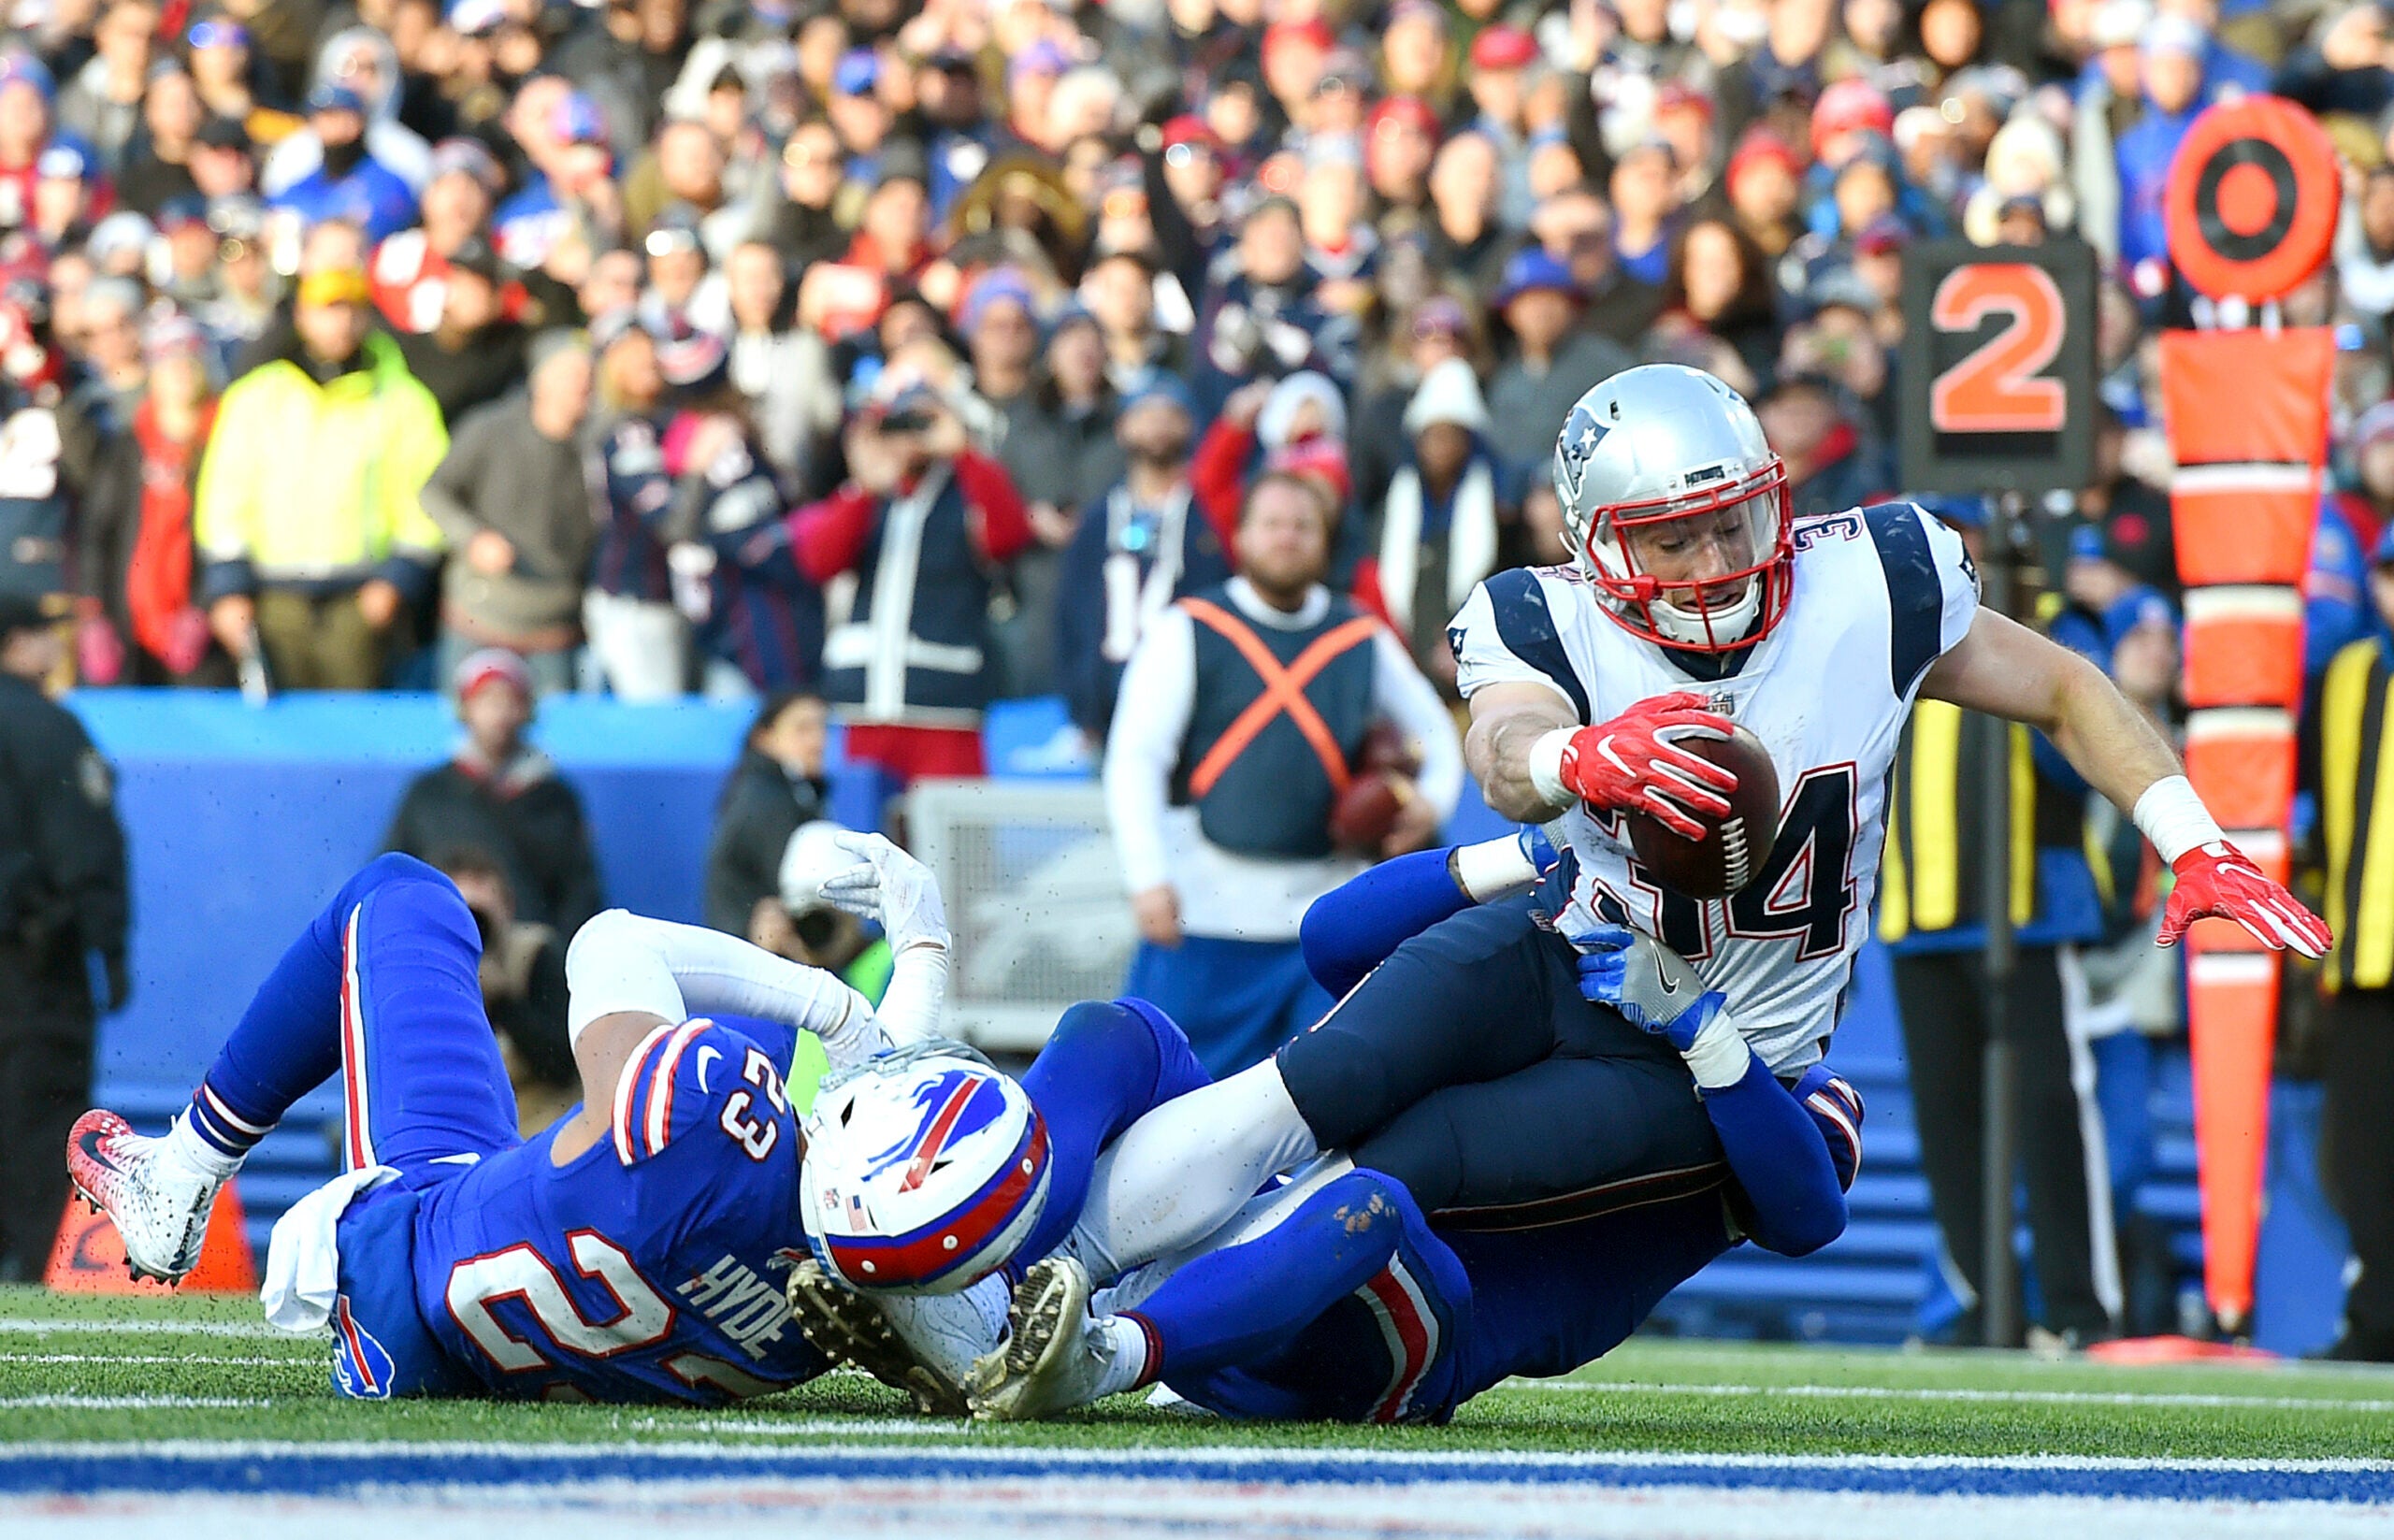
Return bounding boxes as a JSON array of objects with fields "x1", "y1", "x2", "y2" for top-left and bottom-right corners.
[{"x1": 0, "y1": 0, "x2": 2390, "y2": 1341}]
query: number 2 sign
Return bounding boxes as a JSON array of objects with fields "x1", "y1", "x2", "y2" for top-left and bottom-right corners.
[{"x1": 1898, "y1": 237, "x2": 2097, "y2": 496}]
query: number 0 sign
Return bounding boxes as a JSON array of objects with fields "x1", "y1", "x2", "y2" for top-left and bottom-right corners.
[{"x1": 1898, "y1": 237, "x2": 2097, "y2": 497}]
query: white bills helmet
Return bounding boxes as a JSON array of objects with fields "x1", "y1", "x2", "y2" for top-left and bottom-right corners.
[
  {"x1": 800, "y1": 1043, "x2": 1050, "y2": 1295},
  {"x1": 1550, "y1": 364, "x2": 1795, "y2": 653}
]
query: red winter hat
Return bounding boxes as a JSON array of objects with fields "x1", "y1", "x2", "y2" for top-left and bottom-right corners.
[
  {"x1": 1725, "y1": 126, "x2": 1802, "y2": 192},
  {"x1": 1367, "y1": 93, "x2": 1441, "y2": 141},
  {"x1": 1469, "y1": 24, "x2": 1537, "y2": 70},
  {"x1": 1268, "y1": 437, "x2": 1352, "y2": 511},
  {"x1": 1161, "y1": 113, "x2": 1219, "y2": 151},
  {"x1": 1811, "y1": 79, "x2": 1894, "y2": 160},
  {"x1": 1263, "y1": 18, "x2": 1335, "y2": 59},
  {"x1": 1653, "y1": 80, "x2": 1712, "y2": 122}
]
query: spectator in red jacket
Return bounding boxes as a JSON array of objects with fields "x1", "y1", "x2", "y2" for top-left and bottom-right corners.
[{"x1": 786, "y1": 372, "x2": 1031, "y2": 783}]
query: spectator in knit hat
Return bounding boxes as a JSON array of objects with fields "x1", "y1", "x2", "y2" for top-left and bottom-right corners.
[
  {"x1": 1725, "y1": 126, "x2": 1807, "y2": 261},
  {"x1": 372, "y1": 138, "x2": 505, "y2": 336},
  {"x1": 1055, "y1": 375, "x2": 1226, "y2": 741},
  {"x1": 1377, "y1": 356, "x2": 1507, "y2": 687},
  {"x1": 1363, "y1": 94, "x2": 1439, "y2": 237},
  {"x1": 1192, "y1": 367, "x2": 1347, "y2": 546},
  {"x1": 195, "y1": 264, "x2": 447, "y2": 690},
  {"x1": 77, "y1": 314, "x2": 226, "y2": 686},
  {"x1": 384, "y1": 647, "x2": 603, "y2": 938},
  {"x1": 1193, "y1": 194, "x2": 1353, "y2": 410},
  {"x1": 417, "y1": 331, "x2": 598, "y2": 695},
  {"x1": 267, "y1": 81, "x2": 415, "y2": 242},
  {"x1": 1465, "y1": 24, "x2": 1540, "y2": 227},
  {"x1": 2113, "y1": 17, "x2": 2217, "y2": 271},
  {"x1": 395, "y1": 235, "x2": 531, "y2": 426},
  {"x1": 789, "y1": 371, "x2": 1033, "y2": 784},
  {"x1": 1485, "y1": 247, "x2": 1634, "y2": 477}
]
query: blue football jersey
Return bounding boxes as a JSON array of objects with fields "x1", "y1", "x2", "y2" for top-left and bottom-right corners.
[{"x1": 405, "y1": 1016, "x2": 830, "y2": 1403}]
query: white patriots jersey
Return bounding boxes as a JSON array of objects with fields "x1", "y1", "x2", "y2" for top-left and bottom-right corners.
[{"x1": 1449, "y1": 502, "x2": 1981, "y2": 1073}]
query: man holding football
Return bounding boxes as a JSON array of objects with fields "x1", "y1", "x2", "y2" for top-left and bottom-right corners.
[{"x1": 973, "y1": 364, "x2": 2327, "y2": 1323}]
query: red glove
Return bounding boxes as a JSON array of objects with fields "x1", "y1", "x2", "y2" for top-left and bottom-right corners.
[
  {"x1": 2158, "y1": 841, "x2": 2331, "y2": 957},
  {"x1": 1554, "y1": 691, "x2": 1738, "y2": 842}
]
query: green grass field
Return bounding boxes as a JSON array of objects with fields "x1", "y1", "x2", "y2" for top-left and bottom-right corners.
[{"x1": 4, "y1": 1284, "x2": 2390, "y2": 1459}]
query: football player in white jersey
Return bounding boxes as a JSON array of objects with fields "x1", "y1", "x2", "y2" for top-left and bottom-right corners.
[{"x1": 1022, "y1": 363, "x2": 2329, "y2": 1288}]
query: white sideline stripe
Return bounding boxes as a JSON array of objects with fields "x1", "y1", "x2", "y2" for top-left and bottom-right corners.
[
  {"x1": 7, "y1": 1440, "x2": 2391, "y2": 1474},
  {"x1": 633, "y1": 1418, "x2": 957, "y2": 1438},
  {"x1": 0, "y1": 1396, "x2": 265, "y2": 1410},
  {"x1": 0, "y1": 1318, "x2": 297, "y2": 1340},
  {"x1": 0, "y1": 1354, "x2": 295, "y2": 1367},
  {"x1": 1509, "y1": 1379, "x2": 2394, "y2": 1414},
  {"x1": 7, "y1": 1485, "x2": 2393, "y2": 1540}
]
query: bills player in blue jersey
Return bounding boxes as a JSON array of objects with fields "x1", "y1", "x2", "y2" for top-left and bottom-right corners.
[
  {"x1": 786, "y1": 828, "x2": 1867, "y2": 1424},
  {"x1": 65, "y1": 837, "x2": 980, "y2": 1403},
  {"x1": 988, "y1": 363, "x2": 2332, "y2": 1300}
]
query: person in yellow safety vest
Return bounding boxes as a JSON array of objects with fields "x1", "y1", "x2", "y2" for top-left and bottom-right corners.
[
  {"x1": 2301, "y1": 522, "x2": 2394, "y2": 1361},
  {"x1": 1879, "y1": 495, "x2": 2120, "y2": 1347}
]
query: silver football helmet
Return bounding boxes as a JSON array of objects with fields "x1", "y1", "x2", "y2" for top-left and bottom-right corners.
[{"x1": 1550, "y1": 364, "x2": 1793, "y2": 653}]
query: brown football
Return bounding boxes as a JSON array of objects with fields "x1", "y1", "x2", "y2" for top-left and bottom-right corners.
[
  {"x1": 1625, "y1": 726, "x2": 1781, "y2": 900},
  {"x1": 1331, "y1": 771, "x2": 1411, "y2": 853}
]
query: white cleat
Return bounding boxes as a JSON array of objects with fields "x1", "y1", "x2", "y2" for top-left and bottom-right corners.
[
  {"x1": 966, "y1": 1256, "x2": 1109, "y2": 1422},
  {"x1": 65, "y1": 1110, "x2": 222, "y2": 1284},
  {"x1": 784, "y1": 1259, "x2": 970, "y2": 1417}
]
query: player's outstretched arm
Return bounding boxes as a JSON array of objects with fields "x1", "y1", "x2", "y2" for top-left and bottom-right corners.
[
  {"x1": 1297, "y1": 828, "x2": 1558, "y2": 997},
  {"x1": 1467, "y1": 683, "x2": 1739, "y2": 838},
  {"x1": 1920, "y1": 607, "x2": 2330, "y2": 957}
]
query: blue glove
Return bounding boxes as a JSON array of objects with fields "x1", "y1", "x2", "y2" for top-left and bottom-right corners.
[
  {"x1": 1567, "y1": 923, "x2": 1725, "y2": 1052},
  {"x1": 1518, "y1": 824, "x2": 1559, "y2": 878}
]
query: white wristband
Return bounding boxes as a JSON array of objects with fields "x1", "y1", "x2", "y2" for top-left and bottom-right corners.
[
  {"x1": 1680, "y1": 1011, "x2": 1752, "y2": 1091},
  {"x1": 1451, "y1": 835, "x2": 1539, "y2": 903},
  {"x1": 2130, "y1": 774, "x2": 2223, "y2": 867},
  {"x1": 1528, "y1": 729, "x2": 1574, "y2": 808}
]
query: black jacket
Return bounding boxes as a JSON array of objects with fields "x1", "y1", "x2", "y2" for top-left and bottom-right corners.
[
  {"x1": 383, "y1": 750, "x2": 603, "y2": 937},
  {"x1": 0, "y1": 676, "x2": 128, "y2": 988},
  {"x1": 702, "y1": 749, "x2": 829, "y2": 936}
]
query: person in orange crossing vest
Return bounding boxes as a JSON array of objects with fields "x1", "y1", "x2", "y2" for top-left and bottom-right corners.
[{"x1": 1102, "y1": 471, "x2": 1464, "y2": 1075}]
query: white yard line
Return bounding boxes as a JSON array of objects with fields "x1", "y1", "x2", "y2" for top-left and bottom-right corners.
[
  {"x1": 633, "y1": 1418, "x2": 958, "y2": 1438},
  {"x1": 1509, "y1": 1378, "x2": 2394, "y2": 1414},
  {"x1": 0, "y1": 1318, "x2": 297, "y2": 1340},
  {"x1": 0, "y1": 1353, "x2": 296, "y2": 1367},
  {"x1": 0, "y1": 1396, "x2": 266, "y2": 1410},
  {"x1": 6, "y1": 1440, "x2": 2390, "y2": 1474}
]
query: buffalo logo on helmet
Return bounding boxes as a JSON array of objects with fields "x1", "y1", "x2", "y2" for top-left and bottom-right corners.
[{"x1": 860, "y1": 1069, "x2": 1007, "y2": 1191}]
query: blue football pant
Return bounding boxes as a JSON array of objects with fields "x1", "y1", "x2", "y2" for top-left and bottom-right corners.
[
  {"x1": 1017, "y1": 997, "x2": 1213, "y2": 1264},
  {"x1": 1122, "y1": 936, "x2": 1333, "y2": 1078},
  {"x1": 1274, "y1": 901, "x2": 1723, "y2": 1215},
  {"x1": 198, "y1": 854, "x2": 521, "y2": 1187}
]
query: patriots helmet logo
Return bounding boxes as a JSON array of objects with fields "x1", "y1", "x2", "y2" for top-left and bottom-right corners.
[{"x1": 1554, "y1": 399, "x2": 1610, "y2": 506}]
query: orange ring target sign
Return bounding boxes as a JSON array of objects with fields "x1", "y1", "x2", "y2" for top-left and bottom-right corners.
[{"x1": 2164, "y1": 95, "x2": 2339, "y2": 302}]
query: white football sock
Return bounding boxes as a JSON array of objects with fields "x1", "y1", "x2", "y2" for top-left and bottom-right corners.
[
  {"x1": 1070, "y1": 1062, "x2": 1320, "y2": 1274},
  {"x1": 165, "y1": 1111, "x2": 244, "y2": 1180},
  {"x1": 1088, "y1": 1315, "x2": 1150, "y2": 1401}
]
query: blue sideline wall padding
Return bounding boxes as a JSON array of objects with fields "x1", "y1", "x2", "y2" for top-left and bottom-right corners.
[{"x1": 74, "y1": 690, "x2": 759, "y2": 1088}]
